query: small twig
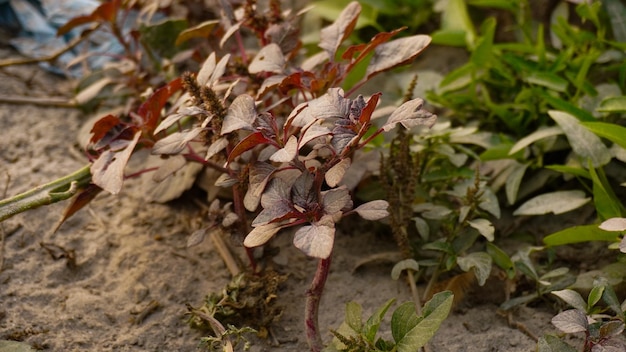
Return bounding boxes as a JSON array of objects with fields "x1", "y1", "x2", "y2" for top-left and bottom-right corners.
[
  {"x1": 131, "y1": 300, "x2": 160, "y2": 325},
  {"x1": 0, "y1": 95, "x2": 78, "y2": 108},
  {"x1": 0, "y1": 24, "x2": 100, "y2": 68},
  {"x1": 212, "y1": 229, "x2": 241, "y2": 277},
  {"x1": 0, "y1": 172, "x2": 10, "y2": 271}
]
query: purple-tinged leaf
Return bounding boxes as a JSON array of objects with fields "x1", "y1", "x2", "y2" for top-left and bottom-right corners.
[
  {"x1": 331, "y1": 126, "x2": 357, "y2": 153},
  {"x1": 153, "y1": 155, "x2": 187, "y2": 182},
  {"x1": 253, "y1": 178, "x2": 294, "y2": 226},
  {"x1": 152, "y1": 127, "x2": 203, "y2": 155},
  {"x1": 551, "y1": 309, "x2": 589, "y2": 333},
  {"x1": 599, "y1": 321, "x2": 625, "y2": 339},
  {"x1": 382, "y1": 98, "x2": 437, "y2": 132},
  {"x1": 265, "y1": 21, "x2": 300, "y2": 55},
  {"x1": 205, "y1": 137, "x2": 229, "y2": 160},
  {"x1": 366, "y1": 35, "x2": 431, "y2": 79},
  {"x1": 322, "y1": 186, "x2": 352, "y2": 215},
  {"x1": 54, "y1": 184, "x2": 103, "y2": 233},
  {"x1": 227, "y1": 132, "x2": 271, "y2": 163},
  {"x1": 325, "y1": 158, "x2": 351, "y2": 187},
  {"x1": 270, "y1": 135, "x2": 298, "y2": 162},
  {"x1": 307, "y1": 88, "x2": 351, "y2": 121},
  {"x1": 221, "y1": 94, "x2": 257, "y2": 135},
  {"x1": 249, "y1": 43, "x2": 285, "y2": 74},
  {"x1": 90, "y1": 114, "x2": 123, "y2": 145},
  {"x1": 301, "y1": 124, "x2": 332, "y2": 147},
  {"x1": 319, "y1": 1, "x2": 361, "y2": 60},
  {"x1": 244, "y1": 162, "x2": 276, "y2": 211},
  {"x1": 244, "y1": 222, "x2": 283, "y2": 248},
  {"x1": 291, "y1": 171, "x2": 316, "y2": 211},
  {"x1": 354, "y1": 200, "x2": 389, "y2": 220},
  {"x1": 91, "y1": 130, "x2": 141, "y2": 195},
  {"x1": 293, "y1": 216, "x2": 336, "y2": 259}
]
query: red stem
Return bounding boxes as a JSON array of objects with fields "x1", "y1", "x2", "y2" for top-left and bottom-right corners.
[{"x1": 305, "y1": 256, "x2": 332, "y2": 352}]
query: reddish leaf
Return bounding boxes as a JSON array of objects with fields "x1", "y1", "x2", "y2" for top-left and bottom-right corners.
[
  {"x1": 52, "y1": 184, "x2": 103, "y2": 233},
  {"x1": 90, "y1": 114, "x2": 122, "y2": 144},
  {"x1": 366, "y1": 35, "x2": 431, "y2": 79},
  {"x1": 249, "y1": 43, "x2": 285, "y2": 74},
  {"x1": 359, "y1": 92, "x2": 381, "y2": 124},
  {"x1": 221, "y1": 94, "x2": 257, "y2": 135},
  {"x1": 91, "y1": 130, "x2": 141, "y2": 194},
  {"x1": 319, "y1": 1, "x2": 361, "y2": 60},
  {"x1": 137, "y1": 77, "x2": 183, "y2": 132},
  {"x1": 227, "y1": 132, "x2": 271, "y2": 163},
  {"x1": 342, "y1": 27, "x2": 405, "y2": 64},
  {"x1": 293, "y1": 216, "x2": 336, "y2": 259},
  {"x1": 279, "y1": 71, "x2": 318, "y2": 94},
  {"x1": 57, "y1": 0, "x2": 120, "y2": 36}
]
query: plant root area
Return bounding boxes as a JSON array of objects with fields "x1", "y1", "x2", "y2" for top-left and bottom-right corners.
[{"x1": 1, "y1": 50, "x2": 568, "y2": 352}]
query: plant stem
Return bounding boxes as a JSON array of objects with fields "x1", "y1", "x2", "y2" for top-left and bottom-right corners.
[
  {"x1": 0, "y1": 165, "x2": 92, "y2": 222},
  {"x1": 305, "y1": 256, "x2": 332, "y2": 352}
]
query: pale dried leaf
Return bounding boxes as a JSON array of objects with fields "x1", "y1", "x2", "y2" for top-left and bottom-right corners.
[
  {"x1": 249, "y1": 43, "x2": 285, "y2": 74},
  {"x1": 214, "y1": 173, "x2": 238, "y2": 187},
  {"x1": 270, "y1": 135, "x2": 298, "y2": 162},
  {"x1": 354, "y1": 200, "x2": 389, "y2": 220},
  {"x1": 209, "y1": 54, "x2": 231, "y2": 87},
  {"x1": 220, "y1": 22, "x2": 242, "y2": 48},
  {"x1": 325, "y1": 158, "x2": 351, "y2": 187},
  {"x1": 513, "y1": 190, "x2": 591, "y2": 216},
  {"x1": 222, "y1": 212, "x2": 238, "y2": 227},
  {"x1": 307, "y1": 88, "x2": 350, "y2": 120},
  {"x1": 187, "y1": 227, "x2": 209, "y2": 247},
  {"x1": 152, "y1": 127, "x2": 203, "y2": 155},
  {"x1": 551, "y1": 309, "x2": 588, "y2": 333},
  {"x1": 197, "y1": 52, "x2": 217, "y2": 86},
  {"x1": 92, "y1": 131, "x2": 141, "y2": 195},
  {"x1": 221, "y1": 94, "x2": 257, "y2": 135},
  {"x1": 244, "y1": 162, "x2": 276, "y2": 211},
  {"x1": 301, "y1": 124, "x2": 332, "y2": 146},
  {"x1": 600, "y1": 218, "x2": 626, "y2": 231},
  {"x1": 244, "y1": 223, "x2": 282, "y2": 247},
  {"x1": 205, "y1": 137, "x2": 229, "y2": 160},
  {"x1": 382, "y1": 98, "x2": 437, "y2": 132},
  {"x1": 366, "y1": 35, "x2": 431, "y2": 78},
  {"x1": 293, "y1": 217, "x2": 336, "y2": 259},
  {"x1": 319, "y1": 1, "x2": 361, "y2": 59},
  {"x1": 468, "y1": 218, "x2": 494, "y2": 242},
  {"x1": 257, "y1": 75, "x2": 286, "y2": 98},
  {"x1": 322, "y1": 186, "x2": 352, "y2": 215},
  {"x1": 73, "y1": 77, "x2": 112, "y2": 105},
  {"x1": 152, "y1": 155, "x2": 187, "y2": 182},
  {"x1": 155, "y1": 106, "x2": 206, "y2": 135}
]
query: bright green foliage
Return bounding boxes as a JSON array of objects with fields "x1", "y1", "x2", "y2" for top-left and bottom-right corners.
[{"x1": 325, "y1": 291, "x2": 453, "y2": 352}]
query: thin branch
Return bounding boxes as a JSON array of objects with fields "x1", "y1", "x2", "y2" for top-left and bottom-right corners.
[{"x1": 0, "y1": 95, "x2": 77, "y2": 108}]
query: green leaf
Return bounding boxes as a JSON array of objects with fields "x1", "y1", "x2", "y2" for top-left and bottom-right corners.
[
  {"x1": 363, "y1": 298, "x2": 396, "y2": 342},
  {"x1": 513, "y1": 190, "x2": 591, "y2": 216},
  {"x1": 345, "y1": 301, "x2": 363, "y2": 333},
  {"x1": 602, "y1": 284, "x2": 625, "y2": 321},
  {"x1": 589, "y1": 165, "x2": 624, "y2": 220},
  {"x1": 391, "y1": 302, "x2": 421, "y2": 343},
  {"x1": 139, "y1": 18, "x2": 188, "y2": 59},
  {"x1": 537, "y1": 91, "x2": 595, "y2": 121},
  {"x1": 587, "y1": 285, "x2": 604, "y2": 311},
  {"x1": 543, "y1": 225, "x2": 620, "y2": 246},
  {"x1": 537, "y1": 335, "x2": 578, "y2": 352},
  {"x1": 486, "y1": 243, "x2": 515, "y2": 279},
  {"x1": 391, "y1": 259, "x2": 420, "y2": 280},
  {"x1": 581, "y1": 121, "x2": 626, "y2": 150},
  {"x1": 548, "y1": 110, "x2": 611, "y2": 167},
  {"x1": 438, "y1": 0, "x2": 475, "y2": 45},
  {"x1": 394, "y1": 291, "x2": 453, "y2": 351},
  {"x1": 545, "y1": 165, "x2": 590, "y2": 179},
  {"x1": 457, "y1": 252, "x2": 492, "y2": 286},
  {"x1": 525, "y1": 72, "x2": 569, "y2": 92},
  {"x1": 470, "y1": 18, "x2": 496, "y2": 66}
]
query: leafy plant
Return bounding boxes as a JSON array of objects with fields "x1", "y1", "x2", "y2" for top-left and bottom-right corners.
[
  {"x1": 539, "y1": 279, "x2": 626, "y2": 352},
  {"x1": 325, "y1": 291, "x2": 453, "y2": 352}
]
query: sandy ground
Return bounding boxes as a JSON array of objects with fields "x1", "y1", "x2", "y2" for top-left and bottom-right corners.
[{"x1": 0, "y1": 46, "x2": 569, "y2": 352}]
